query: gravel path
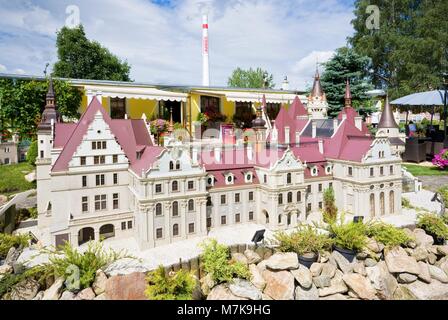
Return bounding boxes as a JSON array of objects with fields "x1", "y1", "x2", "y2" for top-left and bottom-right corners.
[{"x1": 418, "y1": 176, "x2": 448, "y2": 193}]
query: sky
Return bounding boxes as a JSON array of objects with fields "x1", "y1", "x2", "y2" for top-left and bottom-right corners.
[{"x1": 0, "y1": 0, "x2": 356, "y2": 91}]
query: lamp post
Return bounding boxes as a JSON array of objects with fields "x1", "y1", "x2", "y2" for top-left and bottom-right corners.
[{"x1": 443, "y1": 73, "x2": 448, "y2": 148}]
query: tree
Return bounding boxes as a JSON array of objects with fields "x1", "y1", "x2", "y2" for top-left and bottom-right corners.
[
  {"x1": 350, "y1": 0, "x2": 448, "y2": 99},
  {"x1": 323, "y1": 187, "x2": 338, "y2": 224},
  {"x1": 27, "y1": 140, "x2": 38, "y2": 166},
  {"x1": 53, "y1": 25, "x2": 131, "y2": 81},
  {"x1": 228, "y1": 67, "x2": 275, "y2": 89},
  {"x1": 320, "y1": 47, "x2": 374, "y2": 117}
]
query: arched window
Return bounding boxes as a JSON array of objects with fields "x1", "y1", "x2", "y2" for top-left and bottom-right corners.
[
  {"x1": 156, "y1": 203, "x2": 163, "y2": 216},
  {"x1": 172, "y1": 201, "x2": 179, "y2": 217},
  {"x1": 278, "y1": 214, "x2": 282, "y2": 224},
  {"x1": 278, "y1": 194, "x2": 283, "y2": 205},
  {"x1": 176, "y1": 161, "x2": 181, "y2": 170},
  {"x1": 172, "y1": 181, "x2": 179, "y2": 192},
  {"x1": 389, "y1": 191, "x2": 395, "y2": 214},
  {"x1": 380, "y1": 192, "x2": 385, "y2": 216},
  {"x1": 297, "y1": 191, "x2": 302, "y2": 202},
  {"x1": 287, "y1": 214, "x2": 292, "y2": 225},
  {"x1": 370, "y1": 194, "x2": 375, "y2": 217},
  {"x1": 169, "y1": 161, "x2": 174, "y2": 171},
  {"x1": 287, "y1": 192, "x2": 293, "y2": 203},
  {"x1": 188, "y1": 199, "x2": 195, "y2": 212},
  {"x1": 173, "y1": 224, "x2": 179, "y2": 236},
  {"x1": 287, "y1": 173, "x2": 292, "y2": 184}
]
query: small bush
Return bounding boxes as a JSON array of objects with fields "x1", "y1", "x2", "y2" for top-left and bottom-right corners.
[
  {"x1": 366, "y1": 222, "x2": 413, "y2": 247},
  {"x1": 402, "y1": 197, "x2": 412, "y2": 209},
  {"x1": 438, "y1": 186, "x2": 448, "y2": 205},
  {"x1": 323, "y1": 187, "x2": 338, "y2": 224},
  {"x1": 26, "y1": 140, "x2": 38, "y2": 166},
  {"x1": 0, "y1": 233, "x2": 30, "y2": 258},
  {"x1": 417, "y1": 213, "x2": 448, "y2": 240},
  {"x1": 274, "y1": 225, "x2": 333, "y2": 256},
  {"x1": 145, "y1": 266, "x2": 196, "y2": 300},
  {"x1": 199, "y1": 239, "x2": 250, "y2": 284},
  {"x1": 329, "y1": 217, "x2": 368, "y2": 252}
]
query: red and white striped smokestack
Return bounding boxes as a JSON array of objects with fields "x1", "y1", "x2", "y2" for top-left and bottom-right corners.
[{"x1": 202, "y1": 14, "x2": 210, "y2": 86}]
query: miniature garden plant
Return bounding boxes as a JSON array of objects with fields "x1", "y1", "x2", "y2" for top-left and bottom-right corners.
[
  {"x1": 417, "y1": 213, "x2": 448, "y2": 240},
  {"x1": 323, "y1": 187, "x2": 338, "y2": 224},
  {"x1": 329, "y1": 217, "x2": 368, "y2": 252},
  {"x1": 274, "y1": 225, "x2": 333, "y2": 256},
  {"x1": 145, "y1": 266, "x2": 196, "y2": 300},
  {"x1": 366, "y1": 222, "x2": 413, "y2": 248},
  {"x1": 0, "y1": 233, "x2": 30, "y2": 258},
  {"x1": 432, "y1": 149, "x2": 448, "y2": 170}
]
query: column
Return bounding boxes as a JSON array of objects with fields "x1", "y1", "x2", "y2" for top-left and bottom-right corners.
[
  {"x1": 71, "y1": 232, "x2": 79, "y2": 248},
  {"x1": 164, "y1": 202, "x2": 171, "y2": 243},
  {"x1": 200, "y1": 198, "x2": 207, "y2": 236},
  {"x1": 147, "y1": 205, "x2": 155, "y2": 248},
  {"x1": 180, "y1": 200, "x2": 188, "y2": 239}
]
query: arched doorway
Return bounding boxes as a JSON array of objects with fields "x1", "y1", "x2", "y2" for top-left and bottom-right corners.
[
  {"x1": 370, "y1": 194, "x2": 375, "y2": 217},
  {"x1": 389, "y1": 191, "x2": 395, "y2": 214},
  {"x1": 380, "y1": 192, "x2": 385, "y2": 216},
  {"x1": 263, "y1": 210, "x2": 270, "y2": 224},
  {"x1": 99, "y1": 224, "x2": 115, "y2": 240},
  {"x1": 78, "y1": 227, "x2": 94, "y2": 246}
]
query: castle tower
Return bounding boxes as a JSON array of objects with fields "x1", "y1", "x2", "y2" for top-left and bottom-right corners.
[
  {"x1": 307, "y1": 68, "x2": 329, "y2": 119},
  {"x1": 376, "y1": 95, "x2": 405, "y2": 154},
  {"x1": 252, "y1": 95, "x2": 267, "y2": 151}
]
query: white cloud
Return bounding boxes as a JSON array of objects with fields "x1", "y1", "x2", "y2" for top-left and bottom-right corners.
[
  {"x1": 0, "y1": 64, "x2": 6, "y2": 72},
  {"x1": 292, "y1": 51, "x2": 335, "y2": 90},
  {"x1": 13, "y1": 68, "x2": 26, "y2": 75},
  {"x1": 0, "y1": 0, "x2": 354, "y2": 90}
]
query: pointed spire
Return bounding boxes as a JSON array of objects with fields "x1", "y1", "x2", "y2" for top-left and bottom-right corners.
[
  {"x1": 252, "y1": 95, "x2": 266, "y2": 128},
  {"x1": 168, "y1": 106, "x2": 174, "y2": 133},
  {"x1": 310, "y1": 67, "x2": 324, "y2": 98},
  {"x1": 344, "y1": 79, "x2": 352, "y2": 108},
  {"x1": 38, "y1": 76, "x2": 61, "y2": 130},
  {"x1": 378, "y1": 95, "x2": 399, "y2": 129}
]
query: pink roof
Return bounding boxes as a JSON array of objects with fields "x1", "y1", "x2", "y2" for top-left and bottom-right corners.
[
  {"x1": 337, "y1": 107, "x2": 369, "y2": 134},
  {"x1": 207, "y1": 169, "x2": 260, "y2": 188},
  {"x1": 54, "y1": 123, "x2": 76, "y2": 148},
  {"x1": 288, "y1": 96, "x2": 308, "y2": 120},
  {"x1": 292, "y1": 144, "x2": 326, "y2": 163},
  {"x1": 200, "y1": 148, "x2": 284, "y2": 170}
]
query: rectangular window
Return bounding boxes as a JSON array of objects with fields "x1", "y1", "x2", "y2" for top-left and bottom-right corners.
[
  {"x1": 380, "y1": 167, "x2": 384, "y2": 176},
  {"x1": 102, "y1": 141, "x2": 107, "y2": 149},
  {"x1": 188, "y1": 223, "x2": 195, "y2": 234},
  {"x1": 235, "y1": 213, "x2": 241, "y2": 223},
  {"x1": 201, "y1": 95, "x2": 220, "y2": 114},
  {"x1": 80, "y1": 156, "x2": 86, "y2": 166},
  {"x1": 94, "y1": 156, "x2": 106, "y2": 165},
  {"x1": 156, "y1": 228, "x2": 163, "y2": 239},
  {"x1": 155, "y1": 184, "x2": 162, "y2": 194},
  {"x1": 82, "y1": 176, "x2": 87, "y2": 188},
  {"x1": 249, "y1": 192, "x2": 254, "y2": 201},
  {"x1": 188, "y1": 181, "x2": 194, "y2": 190},
  {"x1": 121, "y1": 222, "x2": 127, "y2": 230},
  {"x1": 221, "y1": 195, "x2": 226, "y2": 205},
  {"x1": 111, "y1": 98, "x2": 126, "y2": 119},
  {"x1": 390, "y1": 165, "x2": 394, "y2": 175},
  {"x1": 113, "y1": 155, "x2": 118, "y2": 163},
  {"x1": 113, "y1": 173, "x2": 118, "y2": 185},
  {"x1": 235, "y1": 193, "x2": 240, "y2": 203},
  {"x1": 329, "y1": 182, "x2": 333, "y2": 189},
  {"x1": 92, "y1": 141, "x2": 97, "y2": 150},
  {"x1": 82, "y1": 196, "x2": 88, "y2": 213},
  {"x1": 249, "y1": 211, "x2": 254, "y2": 221},
  {"x1": 113, "y1": 193, "x2": 119, "y2": 210},
  {"x1": 297, "y1": 192, "x2": 302, "y2": 202},
  {"x1": 348, "y1": 167, "x2": 353, "y2": 176},
  {"x1": 307, "y1": 185, "x2": 311, "y2": 193},
  {"x1": 96, "y1": 174, "x2": 105, "y2": 186},
  {"x1": 307, "y1": 203, "x2": 312, "y2": 213},
  {"x1": 370, "y1": 168, "x2": 374, "y2": 177},
  {"x1": 319, "y1": 202, "x2": 323, "y2": 209},
  {"x1": 221, "y1": 216, "x2": 227, "y2": 225},
  {"x1": 40, "y1": 151, "x2": 44, "y2": 158},
  {"x1": 318, "y1": 184, "x2": 323, "y2": 192},
  {"x1": 128, "y1": 221, "x2": 133, "y2": 229},
  {"x1": 95, "y1": 195, "x2": 107, "y2": 211}
]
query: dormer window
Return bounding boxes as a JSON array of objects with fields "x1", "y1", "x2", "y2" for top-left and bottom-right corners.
[
  {"x1": 325, "y1": 165, "x2": 332, "y2": 175},
  {"x1": 244, "y1": 172, "x2": 253, "y2": 183},
  {"x1": 206, "y1": 175, "x2": 215, "y2": 187},
  {"x1": 225, "y1": 174, "x2": 234, "y2": 185},
  {"x1": 311, "y1": 166, "x2": 319, "y2": 177}
]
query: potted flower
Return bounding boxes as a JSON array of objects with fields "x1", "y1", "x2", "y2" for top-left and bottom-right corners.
[
  {"x1": 417, "y1": 213, "x2": 448, "y2": 245},
  {"x1": 150, "y1": 119, "x2": 167, "y2": 145},
  {"x1": 328, "y1": 217, "x2": 367, "y2": 262},
  {"x1": 432, "y1": 149, "x2": 448, "y2": 170},
  {"x1": 273, "y1": 225, "x2": 333, "y2": 268}
]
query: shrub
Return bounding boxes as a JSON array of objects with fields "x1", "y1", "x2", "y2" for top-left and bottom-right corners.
[
  {"x1": 145, "y1": 266, "x2": 196, "y2": 300},
  {"x1": 329, "y1": 217, "x2": 368, "y2": 252},
  {"x1": 26, "y1": 140, "x2": 38, "y2": 166},
  {"x1": 199, "y1": 239, "x2": 250, "y2": 284},
  {"x1": 402, "y1": 197, "x2": 412, "y2": 209},
  {"x1": 438, "y1": 186, "x2": 448, "y2": 205},
  {"x1": 0, "y1": 233, "x2": 30, "y2": 258},
  {"x1": 417, "y1": 213, "x2": 448, "y2": 240},
  {"x1": 274, "y1": 225, "x2": 333, "y2": 256},
  {"x1": 366, "y1": 222, "x2": 413, "y2": 247},
  {"x1": 323, "y1": 187, "x2": 338, "y2": 224}
]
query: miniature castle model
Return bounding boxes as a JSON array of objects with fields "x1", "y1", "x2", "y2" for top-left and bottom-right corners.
[{"x1": 36, "y1": 75, "x2": 403, "y2": 249}]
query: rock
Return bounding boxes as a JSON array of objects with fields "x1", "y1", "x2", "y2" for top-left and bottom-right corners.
[
  {"x1": 319, "y1": 252, "x2": 331, "y2": 263},
  {"x1": 347, "y1": 289, "x2": 359, "y2": 299},
  {"x1": 318, "y1": 280, "x2": 348, "y2": 297},
  {"x1": 290, "y1": 265, "x2": 312, "y2": 289},
  {"x1": 393, "y1": 285, "x2": 417, "y2": 300},
  {"x1": 25, "y1": 171, "x2": 36, "y2": 182},
  {"x1": 256, "y1": 260, "x2": 267, "y2": 272},
  {"x1": 309, "y1": 263, "x2": 323, "y2": 277},
  {"x1": 42, "y1": 278, "x2": 64, "y2": 300},
  {"x1": 249, "y1": 264, "x2": 266, "y2": 290},
  {"x1": 200, "y1": 273, "x2": 216, "y2": 296},
  {"x1": 407, "y1": 241, "x2": 417, "y2": 249},
  {"x1": 405, "y1": 279, "x2": 448, "y2": 300},
  {"x1": 384, "y1": 247, "x2": 420, "y2": 275},
  {"x1": 32, "y1": 291, "x2": 44, "y2": 300},
  {"x1": 104, "y1": 258, "x2": 150, "y2": 277},
  {"x1": 5, "y1": 247, "x2": 21, "y2": 266},
  {"x1": 244, "y1": 250, "x2": 262, "y2": 264},
  {"x1": 228, "y1": 279, "x2": 262, "y2": 300},
  {"x1": 77, "y1": 287, "x2": 96, "y2": 300},
  {"x1": 428, "y1": 246, "x2": 439, "y2": 255},
  {"x1": 313, "y1": 275, "x2": 331, "y2": 288},
  {"x1": 261, "y1": 293, "x2": 273, "y2": 300},
  {"x1": 94, "y1": 293, "x2": 107, "y2": 300},
  {"x1": 439, "y1": 259, "x2": 448, "y2": 275},
  {"x1": 60, "y1": 291, "x2": 76, "y2": 300},
  {"x1": 365, "y1": 262, "x2": 397, "y2": 300},
  {"x1": 397, "y1": 273, "x2": 418, "y2": 284},
  {"x1": 265, "y1": 253, "x2": 299, "y2": 271},
  {"x1": 366, "y1": 238, "x2": 384, "y2": 253},
  {"x1": 320, "y1": 293, "x2": 348, "y2": 300},
  {"x1": 262, "y1": 270, "x2": 295, "y2": 300},
  {"x1": 0, "y1": 194, "x2": 7, "y2": 206},
  {"x1": 331, "y1": 251, "x2": 354, "y2": 274},
  {"x1": 404, "y1": 248, "x2": 414, "y2": 256},
  {"x1": 255, "y1": 247, "x2": 273, "y2": 260},
  {"x1": 436, "y1": 245, "x2": 448, "y2": 257},
  {"x1": 231, "y1": 253, "x2": 249, "y2": 265},
  {"x1": 12, "y1": 263, "x2": 24, "y2": 275},
  {"x1": 353, "y1": 262, "x2": 367, "y2": 276},
  {"x1": 207, "y1": 284, "x2": 248, "y2": 300},
  {"x1": 295, "y1": 284, "x2": 319, "y2": 300},
  {"x1": 0, "y1": 264, "x2": 13, "y2": 275},
  {"x1": 343, "y1": 273, "x2": 377, "y2": 300},
  {"x1": 364, "y1": 258, "x2": 377, "y2": 268},
  {"x1": 428, "y1": 265, "x2": 448, "y2": 283},
  {"x1": 417, "y1": 262, "x2": 432, "y2": 284},
  {"x1": 412, "y1": 247, "x2": 428, "y2": 262},
  {"x1": 413, "y1": 229, "x2": 434, "y2": 247},
  {"x1": 93, "y1": 270, "x2": 108, "y2": 296},
  {"x1": 321, "y1": 263, "x2": 337, "y2": 278},
  {"x1": 356, "y1": 251, "x2": 368, "y2": 260},
  {"x1": 427, "y1": 253, "x2": 437, "y2": 265},
  {"x1": 105, "y1": 272, "x2": 147, "y2": 300},
  {"x1": 16, "y1": 247, "x2": 50, "y2": 269},
  {"x1": 10, "y1": 279, "x2": 39, "y2": 300}
]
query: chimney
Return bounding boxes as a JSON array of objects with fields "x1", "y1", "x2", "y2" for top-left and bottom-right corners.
[
  {"x1": 214, "y1": 146, "x2": 221, "y2": 162},
  {"x1": 284, "y1": 127, "x2": 290, "y2": 144},
  {"x1": 312, "y1": 121, "x2": 317, "y2": 138},
  {"x1": 202, "y1": 15, "x2": 210, "y2": 86},
  {"x1": 295, "y1": 132, "x2": 301, "y2": 146},
  {"x1": 355, "y1": 116, "x2": 363, "y2": 131},
  {"x1": 318, "y1": 139, "x2": 324, "y2": 154},
  {"x1": 247, "y1": 144, "x2": 253, "y2": 161},
  {"x1": 281, "y1": 76, "x2": 290, "y2": 91}
]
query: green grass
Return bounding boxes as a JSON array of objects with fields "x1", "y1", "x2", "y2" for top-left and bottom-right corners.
[
  {"x1": 0, "y1": 162, "x2": 35, "y2": 195},
  {"x1": 404, "y1": 164, "x2": 448, "y2": 176}
]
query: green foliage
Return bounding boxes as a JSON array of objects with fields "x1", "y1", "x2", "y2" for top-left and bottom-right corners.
[
  {"x1": 145, "y1": 266, "x2": 196, "y2": 300},
  {"x1": 199, "y1": 239, "x2": 250, "y2": 284},
  {"x1": 0, "y1": 273, "x2": 22, "y2": 298},
  {"x1": 0, "y1": 233, "x2": 30, "y2": 258},
  {"x1": 323, "y1": 187, "x2": 338, "y2": 224},
  {"x1": 27, "y1": 140, "x2": 38, "y2": 166},
  {"x1": 0, "y1": 162, "x2": 35, "y2": 195},
  {"x1": 350, "y1": 0, "x2": 448, "y2": 99},
  {"x1": 320, "y1": 47, "x2": 374, "y2": 117},
  {"x1": 274, "y1": 225, "x2": 333, "y2": 256},
  {"x1": 329, "y1": 217, "x2": 368, "y2": 252},
  {"x1": 438, "y1": 186, "x2": 448, "y2": 204},
  {"x1": 401, "y1": 197, "x2": 412, "y2": 209},
  {"x1": 404, "y1": 164, "x2": 448, "y2": 176},
  {"x1": 366, "y1": 222, "x2": 413, "y2": 247},
  {"x1": 417, "y1": 213, "x2": 448, "y2": 240},
  {"x1": 53, "y1": 25, "x2": 131, "y2": 81},
  {"x1": 228, "y1": 67, "x2": 275, "y2": 89}
]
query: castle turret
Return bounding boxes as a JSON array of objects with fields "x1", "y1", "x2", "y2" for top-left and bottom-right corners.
[
  {"x1": 307, "y1": 68, "x2": 329, "y2": 119},
  {"x1": 376, "y1": 95, "x2": 405, "y2": 155}
]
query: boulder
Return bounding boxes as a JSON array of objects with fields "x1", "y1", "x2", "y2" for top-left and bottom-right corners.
[
  {"x1": 413, "y1": 229, "x2": 434, "y2": 247},
  {"x1": 320, "y1": 293, "x2": 348, "y2": 300},
  {"x1": 366, "y1": 238, "x2": 384, "y2": 253},
  {"x1": 318, "y1": 280, "x2": 348, "y2": 297},
  {"x1": 412, "y1": 247, "x2": 428, "y2": 262},
  {"x1": 309, "y1": 263, "x2": 323, "y2": 277},
  {"x1": 353, "y1": 262, "x2": 367, "y2": 276},
  {"x1": 365, "y1": 261, "x2": 397, "y2": 300},
  {"x1": 428, "y1": 265, "x2": 448, "y2": 283},
  {"x1": 249, "y1": 264, "x2": 266, "y2": 290},
  {"x1": 207, "y1": 284, "x2": 248, "y2": 300},
  {"x1": 262, "y1": 269, "x2": 295, "y2": 300},
  {"x1": 384, "y1": 247, "x2": 420, "y2": 275},
  {"x1": 32, "y1": 291, "x2": 44, "y2": 300},
  {"x1": 343, "y1": 273, "x2": 377, "y2": 300},
  {"x1": 295, "y1": 284, "x2": 319, "y2": 300},
  {"x1": 427, "y1": 253, "x2": 437, "y2": 265},
  {"x1": 244, "y1": 250, "x2": 262, "y2": 264},
  {"x1": 231, "y1": 253, "x2": 249, "y2": 265},
  {"x1": 290, "y1": 265, "x2": 312, "y2": 289},
  {"x1": 0, "y1": 264, "x2": 12, "y2": 275},
  {"x1": 5, "y1": 247, "x2": 21, "y2": 266},
  {"x1": 255, "y1": 247, "x2": 273, "y2": 260},
  {"x1": 405, "y1": 279, "x2": 448, "y2": 300},
  {"x1": 228, "y1": 279, "x2": 262, "y2": 300},
  {"x1": 393, "y1": 285, "x2": 417, "y2": 300},
  {"x1": 436, "y1": 245, "x2": 448, "y2": 257},
  {"x1": 60, "y1": 291, "x2": 76, "y2": 300},
  {"x1": 94, "y1": 293, "x2": 107, "y2": 300},
  {"x1": 364, "y1": 258, "x2": 377, "y2": 268},
  {"x1": 77, "y1": 287, "x2": 96, "y2": 300},
  {"x1": 321, "y1": 263, "x2": 337, "y2": 278},
  {"x1": 10, "y1": 278, "x2": 39, "y2": 300},
  {"x1": 265, "y1": 253, "x2": 299, "y2": 271},
  {"x1": 256, "y1": 260, "x2": 267, "y2": 272},
  {"x1": 417, "y1": 262, "x2": 432, "y2": 284},
  {"x1": 331, "y1": 251, "x2": 354, "y2": 274},
  {"x1": 92, "y1": 270, "x2": 108, "y2": 296},
  {"x1": 16, "y1": 248, "x2": 50, "y2": 269},
  {"x1": 105, "y1": 272, "x2": 147, "y2": 300},
  {"x1": 439, "y1": 259, "x2": 448, "y2": 275},
  {"x1": 262, "y1": 293, "x2": 273, "y2": 300},
  {"x1": 200, "y1": 273, "x2": 215, "y2": 296},
  {"x1": 42, "y1": 278, "x2": 64, "y2": 300},
  {"x1": 397, "y1": 273, "x2": 418, "y2": 284},
  {"x1": 356, "y1": 251, "x2": 369, "y2": 260},
  {"x1": 319, "y1": 252, "x2": 331, "y2": 263},
  {"x1": 103, "y1": 258, "x2": 150, "y2": 277},
  {"x1": 313, "y1": 275, "x2": 331, "y2": 288}
]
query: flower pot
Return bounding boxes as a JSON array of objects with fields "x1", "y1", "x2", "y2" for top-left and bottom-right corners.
[
  {"x1": 298, "y1": 252, "x2": 318, "y2": 268},
  {"x1": 333, "y1": 246, "x2": 356, "y2": 263}
]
